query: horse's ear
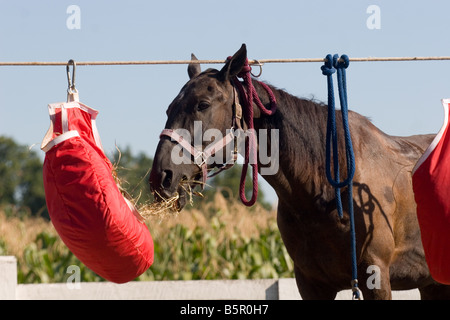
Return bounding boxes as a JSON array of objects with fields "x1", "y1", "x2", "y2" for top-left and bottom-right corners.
[
  {"x1": 218, "y1": 44, "x2": 247, "y2": 81},
  {"x1": 188, "y1": 53, "x2": 201, "y2": 79}
]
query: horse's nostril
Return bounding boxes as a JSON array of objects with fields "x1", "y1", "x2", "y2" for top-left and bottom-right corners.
[{"x1": 161, "y1": 170, "x2": 173, "y2": 189}]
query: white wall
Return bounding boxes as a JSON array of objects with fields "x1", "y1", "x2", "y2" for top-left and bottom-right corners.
[{"x1": 0, "y1": 256, "x2": 420, "y2": 300}]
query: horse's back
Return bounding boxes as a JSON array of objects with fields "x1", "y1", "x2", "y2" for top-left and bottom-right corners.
[
  {"x1": 389, "y1": 133, "x2": 435, "y2": 162},
  {"x1": 351, "y1": 110, "x2": 434, "y2": 163}
]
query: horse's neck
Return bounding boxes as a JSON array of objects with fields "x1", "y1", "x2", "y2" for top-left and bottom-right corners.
[{"x1": 251, "y1": 81, "x2": 332, "y2": 208}]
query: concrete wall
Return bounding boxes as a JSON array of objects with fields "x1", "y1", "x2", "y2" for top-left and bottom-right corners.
[
  {"x1": 0, "y1": 256, "x2": 420, "y2": 300},
  {"x1": 0, "y1": 256, "x2": 17, "y2": 300}
]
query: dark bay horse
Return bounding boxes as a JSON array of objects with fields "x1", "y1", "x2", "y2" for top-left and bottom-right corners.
[{"x1": 149, "y1": 44, "x2": 450, "y2": 299}]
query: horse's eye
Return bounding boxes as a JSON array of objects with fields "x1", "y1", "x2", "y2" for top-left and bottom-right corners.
[{"x1": 197, "y1": 101, "x2": 210, "y2": 111}]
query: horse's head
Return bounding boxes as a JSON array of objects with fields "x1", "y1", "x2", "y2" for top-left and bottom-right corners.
[{"x1": 149, "y1": 44, "x2": 249, "y2": 210}]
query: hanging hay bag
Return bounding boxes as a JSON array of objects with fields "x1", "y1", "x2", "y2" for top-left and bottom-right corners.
[
  {"x1": 41, "y1": 101, "x2": 154, "y2": 283},
  {"x1": 412, "y1": 98, "x2": 450, "y2": 285}
]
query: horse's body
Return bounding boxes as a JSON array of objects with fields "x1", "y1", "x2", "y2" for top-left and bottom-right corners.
[{"x1": 149, "y1": 45, "x2": 450, "y2": 299}]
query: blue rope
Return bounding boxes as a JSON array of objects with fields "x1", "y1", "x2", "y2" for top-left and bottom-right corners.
[{"x1": 321, "y1": 54, "x2": 360, "y2": 300}]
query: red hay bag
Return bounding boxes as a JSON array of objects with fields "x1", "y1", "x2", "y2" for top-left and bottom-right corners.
[
  {"x1": 412, "y1": 98, "x2": 450, "y2": 285},
  {"x1": 41, "y1": 101, "x2": 154, "y2": 283}
]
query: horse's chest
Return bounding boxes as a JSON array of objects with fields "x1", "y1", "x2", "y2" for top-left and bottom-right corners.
[{"x1": 277, "y1": 209, "x2": 351, "y2": 278}]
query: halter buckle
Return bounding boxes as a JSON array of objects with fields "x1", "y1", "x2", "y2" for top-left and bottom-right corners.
[{"x1": 194, "y1": 151, "x2": 206, "y2": 167}]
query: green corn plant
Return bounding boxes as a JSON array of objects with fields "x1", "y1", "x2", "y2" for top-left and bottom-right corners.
[{"x1": 13, "y1": 204, "x2": 294, "y2": 283}]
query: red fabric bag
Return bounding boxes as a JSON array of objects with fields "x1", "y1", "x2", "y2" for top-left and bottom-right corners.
[
  {"x1": 41, "y1": 100, "x2": 154, "y2": 283},
  {"x1": 412, "y1": 99, "x2": 450, "y2": 285}
]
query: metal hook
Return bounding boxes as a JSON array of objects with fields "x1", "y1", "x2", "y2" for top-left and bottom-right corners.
[
  {"x1": 66, "y1": 59, "x2": 76, "y2": 93},
  {"x1": 66, "y1": 59, "x2": 79, "y2": 102},
  {"x1": 250, "y1": 60, "x2": 263, "y2": 78}
]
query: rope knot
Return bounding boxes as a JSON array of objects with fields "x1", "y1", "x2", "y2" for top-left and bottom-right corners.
[
  {"x1": 237, "y1": 58, "x2": 252, "y2": 78},
  {"x1": 226, "y1": 56, "x2": 252, "y2": 78},
  {"x1": 334, "y1": 54, "x2": 350, "y2": 69},
  {"x1": 321, "y1": 64, "x2": 336, "y2": 76},
  {"x1": 321, "y1": 54, "x2": 336, "y2": 76}
]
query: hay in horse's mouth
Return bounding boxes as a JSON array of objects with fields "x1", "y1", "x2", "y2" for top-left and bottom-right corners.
[
  {"x1": 112, "y1": 146, "x2": 191, "y2": 220},
  {"x1": 138, "y1": 191, "x2": 181, "y2": 220},
  {"x1": 137, "y1": 178, "x2": 205, "y2": 220},
  {"x1": 113, "y1": 146, "x2": 205, "y2": 220}
]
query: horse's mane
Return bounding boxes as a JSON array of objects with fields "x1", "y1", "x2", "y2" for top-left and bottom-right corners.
[{"x1": 253, "y1": 81, "x2": 331, "y2": 173}]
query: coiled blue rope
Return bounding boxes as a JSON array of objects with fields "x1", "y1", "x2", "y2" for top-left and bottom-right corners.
[{"x1": 321, "y1": 54, "x2": 360, "y2": 300}]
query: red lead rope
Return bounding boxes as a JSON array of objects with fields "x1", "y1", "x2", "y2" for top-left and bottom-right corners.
[{"x1": 230, "y1": 57, "x2": 277, "y2": 206}]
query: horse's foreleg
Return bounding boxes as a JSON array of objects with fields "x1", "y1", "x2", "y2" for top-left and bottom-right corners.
[{"x1": 358, "y1": 262, "x2": 392, "y2": 300}]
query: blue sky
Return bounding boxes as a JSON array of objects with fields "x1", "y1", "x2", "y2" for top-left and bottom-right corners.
[{"x1": 1, "y1": 1, "x2": 450, "y2": 204}]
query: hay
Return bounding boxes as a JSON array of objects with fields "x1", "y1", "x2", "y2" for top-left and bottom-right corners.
[
  {"x1": 138, "y1": 192, "x2": 180, "y2": 220},
  {"x1": 113, "y1": 172, "x2": 182, "y2": 221},
  {"x1": 111, "y1": 146, "x2": 209, "y2": 221},
  {"x1": 137, "y1": 180, "x2": 206, "y2": 220},
  {"x1": 110, "y1": 146, "x2": 175, "y2": 220}
]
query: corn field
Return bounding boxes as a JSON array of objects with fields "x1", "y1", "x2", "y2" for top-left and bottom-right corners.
[{"x1": 0, "y1": 192, "x2": 294, "y2": 284}]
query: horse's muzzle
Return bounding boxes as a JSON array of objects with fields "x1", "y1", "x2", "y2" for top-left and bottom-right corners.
[{"x1": 149, "y1": 139, "x2": 198, "y2": 210}]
